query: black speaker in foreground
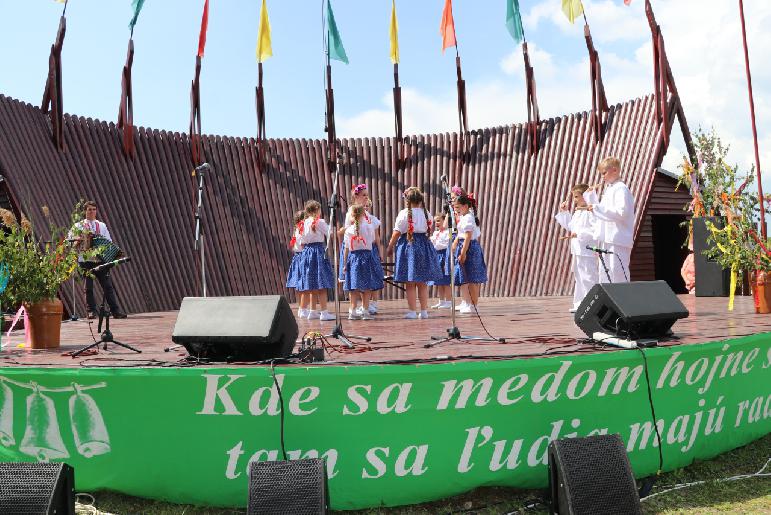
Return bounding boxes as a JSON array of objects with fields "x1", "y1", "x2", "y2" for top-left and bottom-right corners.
[
  {"x1": 548, "y1": 434, "x2": 641, "y2": 515},
  {"x1": 575, "y1": 281, "x2": 689, "y2": 340},
  {"x1": 172, "y1": 296, "x2": 298, "y2": 362},
  {"x1": 247, "y1": 459, "x2": 328, "y2": 515},
  {"x1": 0, "y1": 462, "x2": 75, "y2": 515}
]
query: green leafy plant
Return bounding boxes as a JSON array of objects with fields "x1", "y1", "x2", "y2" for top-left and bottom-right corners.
[{"x1": 0, "y1": 202, "x2": 96, "y2": 307}]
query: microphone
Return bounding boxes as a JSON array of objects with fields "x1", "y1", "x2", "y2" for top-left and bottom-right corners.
[
  {"x1": 586, "y1": 245, "x2": 613, "y2": 255},
  {"x1": 91, "y1": 256, "x2": 131, "y2": 273},
  {"x1": 195, "y1": 162, "x2": 211, "y2": 173}
]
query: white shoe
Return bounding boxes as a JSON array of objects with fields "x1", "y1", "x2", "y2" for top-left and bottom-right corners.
[
  {"x1": 355, "y1": 306, "x2": 366, "y2": 316},
  {"x1": 368, "y1": 302, "x2": 378, "y2": 314},
  {"x1": 455, "y1": 301, "x2": 468, "y2": 311},
  {"x1": 459, "y1": 304, "x2": 475, "y2": 314},
  {"x1": 569, "y1": 308, "x2": 577, "y2": 313},
  {"x1": 404, "y1": 311, "x2": 418, "y2": 319},
  {"x1": 418, "y1": 310, "x2": 429, "y2": 319},
  {"x1": 438, "y1": 300, "x2": 453, "y2": 309},
  {"x1": 348, "y1": 309, "x2": 361, "y2": 320},
  {"x1": 360, "y1": 312, "x2": 374, "y2": 320},
  {"x1": 431, "y1": 301, "x2": 443, "y2": 309},
  {"x1": 297, "y1": 308, "x2": 309, "y2": 318},
  {"x1": 319, "y1": 311, "x2": 336, "y2": 321},
  {"x1": 305, "y1": 310, "x2": 320, "y2": 320}
]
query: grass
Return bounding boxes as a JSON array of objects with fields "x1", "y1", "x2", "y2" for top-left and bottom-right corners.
[{"x1": 80, "y1": 434, "x2": 770, "y2": 514}]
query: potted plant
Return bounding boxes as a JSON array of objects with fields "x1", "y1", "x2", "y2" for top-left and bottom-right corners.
[{"x1": 0, "y1": 204, "x2": 93, "y2": 348}]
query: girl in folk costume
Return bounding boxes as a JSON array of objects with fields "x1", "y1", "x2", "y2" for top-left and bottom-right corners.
[
  {"x1": 342, "y1": 205, "x2": 384, "y2": 320},
  {"x1": 430, "y1": 215, "x2": 452, "y2": 308},
  {"x1": 286, "y1": 210, "x2": 311, "y2": 317},
  {"x1": 447, "y1": 185, "x2": 473, "y2": 312},
  {"x1": 453, "y1": 194, "x2": 487, "y2": 313},
  {"x1": 365, "y1": 196, "x2": 384, "y2": 314},
  {"x1": 555, "y1": 184, "x2": 600, "y2": 312},
  {"x1": 386, "y1": 187, "x2": 443, "y2": 319},
  {"x1": 297, "y1": 200, "x2": 336, "y2": 321}
]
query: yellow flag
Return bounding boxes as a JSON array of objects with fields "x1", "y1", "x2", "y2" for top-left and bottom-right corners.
[
  {"x1": 256, "y1": 0, "x2": 273, "y2": 63},
  {"x1": 562, "y1": 0, "x2": 583, "y2": 24},
  {"x1": 389, "y1": 0, "x2": 399, "y2": 64}
]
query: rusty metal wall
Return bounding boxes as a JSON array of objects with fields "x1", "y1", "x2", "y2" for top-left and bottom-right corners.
[{"x1": 0, "y1": 93, "x2": 671, "y2": 314}]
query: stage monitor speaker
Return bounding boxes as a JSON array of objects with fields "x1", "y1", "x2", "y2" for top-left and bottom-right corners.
[
  {"x1": 692, "y1": 217, "x2": 730, "y2": 297},
  {"x1": 0, "y1": 462, "x2": 75, "y2": 515},
  {"x1": 247, "y1": 459, "x2": 328, "y2": 515},
  {"x1": 172, "y1": 296, "x2": 298, "y2": 362},
  {"x1": 548, "y1": 434, "x2": 641, "y2": 515},
  {"x1": 574, "y1": 281, "x2": 688, "y2": 340}
]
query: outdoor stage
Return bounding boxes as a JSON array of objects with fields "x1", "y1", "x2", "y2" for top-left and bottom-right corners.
[
  {"x1": 0, "y1": 295, "x2": 769, "y2": 510},
  {"x1": 3, "y1": 294, "x2": 770, "y2": 367}
]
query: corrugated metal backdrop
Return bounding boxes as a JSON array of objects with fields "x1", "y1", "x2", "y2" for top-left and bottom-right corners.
[{"x1": 0, "y1": 92, "x2": 677, "y2": 314}]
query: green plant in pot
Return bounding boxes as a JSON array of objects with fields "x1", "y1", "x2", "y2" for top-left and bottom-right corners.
[{"x1": 0, "y1": 203, "x2": 96, "y2": 348}]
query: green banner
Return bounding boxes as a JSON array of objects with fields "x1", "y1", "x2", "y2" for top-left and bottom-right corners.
[{"x1": 0, "y1": 335, "x2": 768, "y2": 510}]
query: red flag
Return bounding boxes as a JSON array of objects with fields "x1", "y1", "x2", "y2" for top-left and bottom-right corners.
[
  {"x1": 197, "y1": 0, "x2": 209, "y2": 58},
  {"x1": 440, "y1": 0, "x2": 457, "y2": 53}
]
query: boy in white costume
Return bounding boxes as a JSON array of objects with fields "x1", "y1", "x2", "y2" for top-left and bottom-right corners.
[
  {"x1": 581, "y1": 156, "x2": 636, "y2": 283},
  {"x1": 555, "y1": 184, "x2": 599, "y2": 312}
]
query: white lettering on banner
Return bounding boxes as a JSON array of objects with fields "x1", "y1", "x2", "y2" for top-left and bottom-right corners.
[
  {"x1": 656, "y1": 345, "x2": 762, "y2": 395},
  {"x1": 566, "y1": 370, "x2": 596, "y2": 400},
  {"x1": 735, "y1": 394, "x2": 771, "y2": 426},
  {"x1": 457, "y1": 426, "x2": 494, "y2": 473},
  {"x1": 343, "y1": 383, "x2": 414, "y2": 415},
  {"x1": 531, "y1": 361, "x2": 572, "y2": 403},
  {"x1": 362, "y1": 445, "x2": 429, "y2": 478},
  {"x1": 496, "y1": 374, "x2": 528, "y2": 405},
  {"x1": 597, "y1": 366, "x2": 642, "y2": 396},
  {"x1": 198, "y1": 374, "x2": 245, "y2": 415},
  {"x1": 437, "y1": 378, "x2": 493, "y2": 410},
  {"x1": 764, "y1": 347, "x2": 771, "y2": 368},
  {"x1": 224, "y1": 441, "x2": 339, "y2": 479},
  {"x1": 197, "y1": 374, "x2": 321, "y2": 417}
]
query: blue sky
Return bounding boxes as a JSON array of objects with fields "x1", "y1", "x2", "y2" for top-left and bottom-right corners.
[{"x1": 0, "y1": 1, "x2": 768, "y2": 179}]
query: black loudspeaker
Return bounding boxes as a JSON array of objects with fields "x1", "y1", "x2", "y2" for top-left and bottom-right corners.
[
  {"x1": 693, "y1": 217, "x2": 730, "y2": 297},
  {"x1": 247, "y1": 459, "x2": 328, "y2": 515},
  {"x1": 548, "y1": 434, "x2": 641, "y2": 515},
  {"x1": 0, "y1": 462, "x2": 75, "y2": 515},
  {"x1": 575, "y1": 281, "x2": 689, "y2": 340},
  {"x1": 172, "y1": 296, "x2": 298, "y2": 361}
]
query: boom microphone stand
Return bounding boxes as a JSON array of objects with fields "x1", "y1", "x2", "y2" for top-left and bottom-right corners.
[
  {"x1": 194, "y1": 162, "x2": 210, "y2": 297},
  {"x1": 425, "y1": 175, "x2": 504, "y2": 348}
]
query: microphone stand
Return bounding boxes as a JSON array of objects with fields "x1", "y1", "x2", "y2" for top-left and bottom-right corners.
[
  {"x1": 425, "y1": 176, "x2": 504, "y2": 348},
  {"x1": 194, "y1": 163, "x2": 209, "y2": 297},
  {"x1": 323, "y1": 151, "x2": 371, "y2": 349},
  {"x1": 588, "y1": 246, "x2": 613, "y2": 283}
]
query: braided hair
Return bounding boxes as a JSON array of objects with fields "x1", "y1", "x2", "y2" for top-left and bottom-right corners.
[
  {"x1": 403, "y1": 187, "x2": 430, "y2": 242},
  {"x1": 350, "y1": 205, "x2": 366, "y2": 249},
  {"x1": 456, "y1": 194, "x2": 480, "y2": 227},
  {"x1": 304, "y1": 200, "x2": 322, "y2": 232}
]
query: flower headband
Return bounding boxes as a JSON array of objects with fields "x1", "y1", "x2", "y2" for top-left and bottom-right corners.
[
  {"x1": 352, "y1": 184, "x2": 368, "y2": 195},
  {"x1": 451, "y1": 185, "x2": 464, "y2": 196}
]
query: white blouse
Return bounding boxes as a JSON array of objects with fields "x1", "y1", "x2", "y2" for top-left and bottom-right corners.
[
  {"x1": 431, "y1": 229, "x2": 450, "y2": 250},
  {"x1": 457, "y1": 213, "x2": 481, "y2": 240},
  {"x1": 394, "y1": 208, "x2": 432, "y2": 234},
  {"x1": 344, "y1": 209, "x2": 380, "y2": 230},
  {"x1": 290, "y1": 228, "x2": 303, "y2": 253},
  {"x1": 300, "y1": 217, "x2": 329, "y2": 244},
  {"x1": 344, "y1": 223, "x2": 376, "y2": 251}
]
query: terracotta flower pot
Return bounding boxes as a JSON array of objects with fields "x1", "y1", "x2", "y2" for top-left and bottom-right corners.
[
  {"x1": 753, "y1": 271, "x2": 771, "y2": 314},
  {"x1": 23, "y1": 298, "x2": 63, "y2": 349}
]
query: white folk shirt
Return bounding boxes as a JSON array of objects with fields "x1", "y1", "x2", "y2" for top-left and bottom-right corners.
[
  {"x1": 299, "y1": 217, "x2": 329, "y2": 245},
  {"x1": 345, "y1": 209, "x2": 380, "y2": 230},
  {"x1": 394, "y1": 208, "x2": 432, "y2": 234},
  {"x1": 457, "y1": 213, "x2": 481, "y2": 240},
  {"x1": 431, "y1": 229, "x2": 450, "y2": 250},
  {"x1": 590, "y1": 181, "x2": 635, "y2": 248},
  {"x1": 344, "y1": 222, "x2": 376, "y2": 251},
  {"x1": 291, "y1": 228, "x2": 303, "y2": 253},
  {"x1": 73, "y1": 219, "x2": 112, "y2": 242},
  {"x1": 554, "y1": 194, "x2": 598, "y2": 257}
]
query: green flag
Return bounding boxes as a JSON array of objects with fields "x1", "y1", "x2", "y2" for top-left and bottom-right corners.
[
  {"x1": 505, "y1": 0, "x2": 524, "y2": 44},
  {"x1": 129, "y1": 0, "x2": 146, "y2": 31},
  {"x1": 326, "y1": 0, "x2": 349, "y2": 64}
]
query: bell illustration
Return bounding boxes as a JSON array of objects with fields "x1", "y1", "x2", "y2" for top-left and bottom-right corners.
[
  {"x1": 20, "y1": 383, "x2": 69, "y2": 462},
  {"x1": 69, "y1": 384, "x2": 110, "y2": 457},
  {"x1": 0, "y1": 378, "x2": 14, "y2": 446}
]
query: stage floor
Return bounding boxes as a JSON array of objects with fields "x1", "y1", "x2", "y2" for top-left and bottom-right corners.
[{"x1": 2, "y1": 295, "x2": 768, "y2": 368}]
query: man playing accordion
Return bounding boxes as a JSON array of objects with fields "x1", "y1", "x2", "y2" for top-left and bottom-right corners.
[{"x1": 70, "y1": 201, "x2": 127, "y2": 319}]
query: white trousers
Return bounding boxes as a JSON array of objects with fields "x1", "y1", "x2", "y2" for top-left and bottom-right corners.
[
  {"x1": 598, "y1": 244, "x2": 632, "y2": 284},
  {"x1": 573, "y1": 255, "x2": 599, "y2": 309}
]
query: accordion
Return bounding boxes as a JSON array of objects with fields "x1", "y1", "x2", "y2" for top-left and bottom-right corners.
[{"x1": 86, "y1": 235, "x2": 123, "y2": 263}]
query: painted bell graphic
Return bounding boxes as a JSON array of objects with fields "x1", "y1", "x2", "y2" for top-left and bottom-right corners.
[
  {"x1": 0, "y1": 379, "x2": 14, "y2": 446},
  {"x1": 69, "y1": 384, "x2": 110, "y2": 457},
  {"x1": 20, "y1": 384, "x2": 69, "y2": 462}
]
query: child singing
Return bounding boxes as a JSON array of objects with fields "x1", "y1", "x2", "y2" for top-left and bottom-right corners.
[
  {"x1": 386, "y1": 187, "x2": 442, "y2": 319},
  {"x1": 555, "y1": 184, "x2": 599, "y2": 312},
  {"x1": 286, "y1": 210, "x2": 310, "y2": 317},
  {"x1": 452, "y1": 194, "x2": 487, "y2": 313},
  {"x1": 297, "y1": 200, "x2": 335, "y2": 321},
  {"x1": 430, "y1": 215, "x2": 452, "y2": 308},
  {"x1": 343, "y1": 205, "x2": 384, "y2": 319}
]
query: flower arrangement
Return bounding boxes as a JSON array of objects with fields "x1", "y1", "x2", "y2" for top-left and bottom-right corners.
[{"x1": 0, "y1": 202, "x2": 95, "y2": 307}]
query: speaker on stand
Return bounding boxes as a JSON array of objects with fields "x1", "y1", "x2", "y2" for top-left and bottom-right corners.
[
  {"x1": 0, "y1": 462, "x2": 75, "y2": 515},
  {"x1": 247, "y1": 459, "x2": 328, "y2": 515},
  {"x1": 548, "y1": 434, "x2": 641, "y2": 515}
]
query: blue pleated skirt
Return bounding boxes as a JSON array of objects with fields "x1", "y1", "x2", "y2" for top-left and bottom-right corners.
[
  {"x1": 344, "y1": 249, "x2": 385, "y2": 292},
  {"x1": 394, "y1": 233, "x2": 443, "y2": 284},
  {"x1": 285, "y1": 252, "x2": 302, "y2": 288},
  {"x1": 429, "y1": 247, "x2": 452, "y2": 286},
  {"x1": 297, "y1": 242, "x2": 335, "y2": 291},
  {"x1": 371, "y1": 243, "x2": 384, "y2": 282},
  {"x1": 454, "y1": 239, "x2": 488, "y2": 285}
]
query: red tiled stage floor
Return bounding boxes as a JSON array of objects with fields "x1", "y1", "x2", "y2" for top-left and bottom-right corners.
[{"x1": 1, "y1": 295, "x2": 768, "y2": 368}]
